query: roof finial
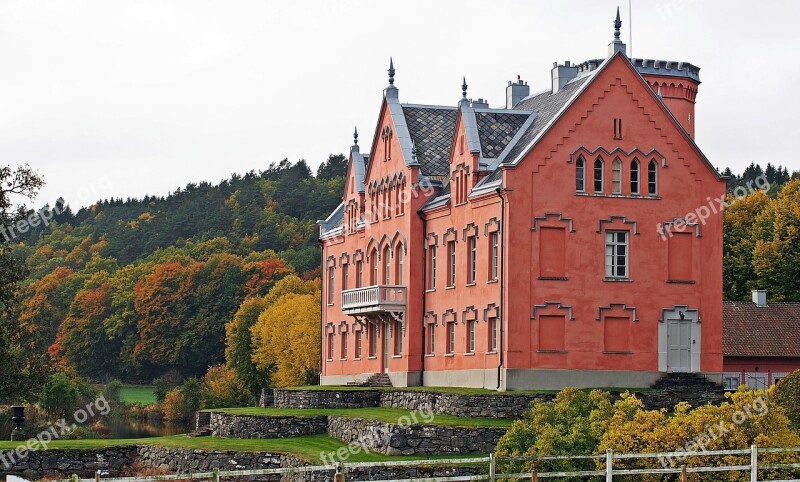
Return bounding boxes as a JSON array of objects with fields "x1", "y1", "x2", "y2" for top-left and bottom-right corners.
[
  {"x1": 411, "y1": 144, "x2": 417, "y2": 162},
  {"x1": 388, "y1": 57, "x2": 395, "y2": 85},
  {"x1": 353, "y1": 126, "x2": 359, "y2": 145},
  {"x1": 614, "y1": 6, "x2": 622, "y2": 41},
  {"x1": 657, "y1": 85, "x2": 663, "y2": 99},
  {"x1": 461, "y1": 76, "x2": 468, "y2": 99}
]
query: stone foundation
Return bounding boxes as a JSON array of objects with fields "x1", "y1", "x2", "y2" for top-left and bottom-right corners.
[
  {"x1": 273, "y1": 388, "x2": 381, "y2": 409},
  {"x1": 208, "y1": 412, "x2": 328, "y2": 438}
]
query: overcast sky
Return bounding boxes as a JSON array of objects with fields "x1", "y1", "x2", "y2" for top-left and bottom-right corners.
[{"x1": 1, "y1": 0, "x2": 798, "y2": 210}]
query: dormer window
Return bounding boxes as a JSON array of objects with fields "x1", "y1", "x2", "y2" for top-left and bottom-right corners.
[{"x1": 594, "y1": 157, "x2": 604, "y2": 193}]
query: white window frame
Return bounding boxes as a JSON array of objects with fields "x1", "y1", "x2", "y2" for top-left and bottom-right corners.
[
  {"x1": 490, "y1": 231, "x2": 499, "y2": 281},
  {"x1": 467, "y1": 235, "x2": 477, "y2": 284},
  {"x1": 428, "y1": 323, "x2": 436, "y2": 355},
  {"x1": 327, "y1": 266, "x2": 335, "y2": 305},
  {"x1": 594, "y1": 157, "x2": 604, "y2": 193},
  {"x1": 429, "y1": 245, "x2": 437, "y2": 289},
  {"x1": 648, "y1": 159, "x2": 658, "y2": 196},
  {"x1": 447, "y1": 241, "x2": 456, "y2": 288},
  {"x1": 611, "y1": 158, "x2": 622, "y2": 194},
  {"x1": 576, "y1": 156, "x2": 586, "y2": 192},
  {"x1": 489, "y1": 317, "x2": 498, "y2": 352},
  {"x1": 630, "y1": 158, "x2": 640, "y2": 195},
  {"x1": 446, "y1": 322, "x2": 455, "y2": 355},
  {"x1": 605, "y1": 230, "x2": 629, "y2": 278},
  {"x1": 467, "y1": 319, "x2": 476, "y2": 353}
]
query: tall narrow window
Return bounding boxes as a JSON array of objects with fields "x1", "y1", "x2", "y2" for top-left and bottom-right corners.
[
  {"x1": 612, "y1": 158, "x2": 622, "y2": 194},
  {"x1": 428, "y1": 245, "x2": 437, "y2": 289},
  {"x1": 575, "y1": 156, "x2": 586, "y2": 192},
  {"x1": 342, "y1": 263, "x2": 349, "y2": 291},
  {"x1": 489, "y1": 317, "x2": 498, "y2": 352},
  {"x1": 446, "y1": 322, "x2": 455, "y2": 354},
  {"x1": 356, "y1": 260, "x2": 363, "y2": 288},
  {"x1": 489, "y1": 231, "x2": 499, "y2": 281},
  {"x1": 370, "y1": 249, "x2": 378, "y2": 285},
  {"x1": 428, "y1": 324, "x2": 436, "y2": 355},
  {"x1": 594, "y1": 158, "x2": 604, "y2": 193},
  {"x1": 369, "y1": 324, "x2": 378, "y2": 357},
  {"x1": 467, "y1": 319, "x2": 476, "y2": 354},
  {"x1": 630, "y1": 159, "x2": 640, "y2": 195},
  {"x1": 383, "y1": 246, "x2": 391, "y2": 284},
  {"x1": 648, "y1": 159, "x2": 658, "y2": 195},
  {"x1": 340, "y1": 330, "x2": 347, "y2": 359},
  {"x1": 467, "y1": 235, "x2": 477, "y2": 284},
  {"x1": 355, "y1": 329, "x2": 362, "y2": 359},
  {"x1": 447, "y1": 241, "x2": 456, "y2": 287},
  {"x1": 394, "y1": 245, "x2": 404, "y2": 285},
  {"x1": 327, "y1": 331, "x2": 335, "y2": 360},
  {"x1": 393, "y1": 321, "x2": 403, "y2": 355},
  {"x1": 605, "y1": 231, "x2": 629, "y2": 278},
  {"x1": 327, "y1": 266, "x2": 335, "y2": 304}
]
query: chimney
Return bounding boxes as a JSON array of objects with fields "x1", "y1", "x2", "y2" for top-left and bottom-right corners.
[
  {"x1": 752, "y1": 290, "x2": 767, "y2": 308},
  {"x1": 506, "y1": 75, "x2": 529, "y2": 108},
  {"x1": 471, "y1": 98, "x2": 489, "y2": 109},
  {"x1": 551, "y1": 61, "x2": 578, "y2": 94}
]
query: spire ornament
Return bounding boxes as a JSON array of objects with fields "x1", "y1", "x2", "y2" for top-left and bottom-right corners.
[
  {"x1": 388, "y1": 58, "x2": 395, "y2": 85},
  {"x1": 461, "y1": 76, "x2": 468, "y2": 99},
  {"x1": 614, "y1": 6, "x2": 622, "y2": 41},
  {"x1": 353, "y1": 126, "x2": 359, "y2": 145}
]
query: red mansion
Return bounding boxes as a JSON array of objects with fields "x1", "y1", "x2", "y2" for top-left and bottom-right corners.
[{"x1": 318, "y1": 12, "x2": 727, "y2": 390}]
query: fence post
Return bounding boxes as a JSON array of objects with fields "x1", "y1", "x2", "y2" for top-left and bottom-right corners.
[
  {"x1": 681, "y1": 465, "x2": 687, "y2": 482},
  {"x1": 750, "y1": 444, "x2": 758, "y2": 482},
  {"x1": 334, "y1": 461, "x2": 345, "y2": 482},
  {"x1": 489, "y1": 453, "x2": 496, "y2": 482},
  {"x1": 213, "y1": 467, "x2": 220, "y2": 482},
  {"x1": 71, "y1": 475, "x2": 78, "y2": 482},
  {"x1": 530, "y1": 472, "x2": 538, "y2": 482},
  {"x1": 606, "y1": 449, "x2": 613, "y2": 482}
]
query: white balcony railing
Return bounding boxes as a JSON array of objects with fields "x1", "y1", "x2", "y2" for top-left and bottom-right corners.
[{"x1": 341, "y1": 284, "x2": 406, "y2": 314}]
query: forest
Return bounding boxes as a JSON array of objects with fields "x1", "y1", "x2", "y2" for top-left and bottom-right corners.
[{"x1": 0, "y1": 158, "x2": 798, "y2": 403}]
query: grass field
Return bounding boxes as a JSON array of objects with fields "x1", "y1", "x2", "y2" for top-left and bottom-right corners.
[
  {"x1": 0, "y1": 434, "x2": 483, "y2": 463},
  {"x1": 208, "y1": 406, "x2": 512, "y2": 428},
  {"x1": 119, "y1": 385, "x2": 157, "y2": 404}
]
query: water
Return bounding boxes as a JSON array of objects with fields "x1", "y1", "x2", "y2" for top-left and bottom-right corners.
[{"x1": 99, "y1": 418, "x2": 189, "y2": 438}]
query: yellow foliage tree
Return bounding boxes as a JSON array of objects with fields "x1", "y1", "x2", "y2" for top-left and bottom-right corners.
[{"x1": 251, "y1": 288, "x2": 321, "y2": 387}]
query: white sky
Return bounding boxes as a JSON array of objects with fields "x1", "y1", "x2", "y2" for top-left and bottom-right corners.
[{"x1": 1, "y1": 0, "x2": 799, "y2": 210}]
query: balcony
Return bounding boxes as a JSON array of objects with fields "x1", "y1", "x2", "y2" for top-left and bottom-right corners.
[{"x1": 341, "y1": 285, "x2": 407, "y2": 315}]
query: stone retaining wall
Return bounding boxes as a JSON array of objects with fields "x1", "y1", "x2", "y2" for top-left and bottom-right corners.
[
  {"x1": 0, "y1": 446, "x2": 139, "y2": 480},
  {"x1": 326, "y1": 417, "x2": 507, "y2": 456},
  {"x1": 208, "y1": 412, "x2": 328, "y2": 439},
  {"x1": 272, "y1": 389, "x2": 381, "y2": 409},
  {"x1": 379, "y1": 391, "x2": 550, "y2": 419}
]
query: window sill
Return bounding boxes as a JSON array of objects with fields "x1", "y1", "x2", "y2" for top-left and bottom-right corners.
[
  {"x1": 354, "y1": 357, "x2": 361, "y2": 361},
  {"x1": 339, "y1": 358, "x2": 347, "y2": 361},
  {"x1": 327, "y1": 303, "x2": 334, "y2": 306},
  {"x1": 368, "y1": 356, "x2": 377, "y2": 360},
  {"x1": 538, "y1": 276, "x2": 568, "y2": 281},
  {"x1": 465, "y1": 282, "x2": 476, "y2": 287},
  {"x1": 392, "y1": 355, "x2": 402, "y2": 358},
  {"x1": 486, "y1": 350, "x2": 498, "y2": 355},
  {"x1": 667, "y1": 280, "x2": 696, "y2": 284},
  {"x1": 487, "y1": 279, "x2": 499, "y2": 284},
  {"x1": 326, "y1": 358, "x2": 334, "y2": 362},
  {"x1": 537, "y1": 349, "x2": 568, "y2": 354},
  {"x1": 464, "y1": 352, "x2": 475, "y2": 356},
  {"x1": 444, "y1": 353, "x2": 455, "y2": 357},
  {"x1": 576, "y1": 192, "x2": 661, "y2": 200},
  {"x1": 425, "y1": 354, "x2": 435, "y2": 357},
  {"x1": 604, "y1": 277, "x2": 633, "y2": 282},
  {"x1": 426, "y1": 288, "x2": 437, "y2": 293},
  {"x1": 445, "y1": 285, "x2": 455, "y2": 290},
  {"x1": 603, "y1": 351, "x2": 633, "y2": 355}
]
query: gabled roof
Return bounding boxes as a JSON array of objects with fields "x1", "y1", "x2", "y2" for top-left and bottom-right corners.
[
  {"x1": 723, "y1": 301, "x2": 800, "y2": 358},
  {"x1": 351, "y1": 146, "x2": 367, "y2": 193},
  {"x1": 476, "y1": 110, "x2": 537, "y2": 159},
  {"x1": 318, "y1": 201, "x2": 344, "y2": 238},
  {"x1": 402, "y1": 105, "x2": 458, "y2": 177}
]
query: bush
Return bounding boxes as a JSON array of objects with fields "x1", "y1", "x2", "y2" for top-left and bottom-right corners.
[
  {"x1": 103, "y1": 379, "x2": 123, "y2": 404},
  {"x1": 153, "y1": 368, "x2": 183, "y2": 403},
  {"x1": 161, "y1": 378, "x2": 202, "y2": 422},
  {"x1": 774, "y1": 369, "x2": 800, "y2": 430},
  {"x1": 201, "y1": 365, "x2": 252, "y2": 408},
  {"x1": 40, "y1": 373, "x2": 79, "y2": 420}
]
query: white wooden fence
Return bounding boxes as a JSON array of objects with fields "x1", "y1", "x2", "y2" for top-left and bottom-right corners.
[{"x1": 48, "y1": 446, "x2": 800, "y2": 482}]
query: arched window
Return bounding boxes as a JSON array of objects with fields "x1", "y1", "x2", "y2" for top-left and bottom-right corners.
[
  {"x1": 648, "y1": 159, "x2": 658, "y2": 195},
  {"x1": 370, "y1": 248, "x2": 378, "y2": 285},
  {"x1": 383, "y1": 245, "x2": 391, "y2": 284},
  {"x1": 630, "y1": 158, "x2": 640, "y2": 195},
  {"x1": 594, "y1": 157, "x2": 604, "y2": 193},
  {"x1": 575, "y1": 157, "x2": 586, "y2": 192},
  {"x1": 394, "y1": 244, "x2": 404, "y2": 285},
  {"x1": 611, "y1": 158, "x2": 622, "y2": 194}
]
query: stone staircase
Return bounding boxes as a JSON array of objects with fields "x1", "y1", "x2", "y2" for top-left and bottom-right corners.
[
  {"x1": 187, "y1": 411, "x2": 212, "y2": 437},
  {"x1": 346, "y1": 372, "x2": 393, "y2": 387},
  {"x1": 643, "y1": 372, "x2": 726, "y2": 410}
]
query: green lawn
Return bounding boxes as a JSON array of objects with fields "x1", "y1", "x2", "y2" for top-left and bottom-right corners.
[
  {"x1": 119, "y1": 385, "x2": 157, "y2": 404},
  {"x1": 209, "y1": 407, "x2": 512, "y2": 428},
  {"x1": 0, "y1": 434, "x2": 485, "y2": 464}
]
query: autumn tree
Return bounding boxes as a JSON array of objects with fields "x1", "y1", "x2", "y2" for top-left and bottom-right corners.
[
  {"x1": 752, "y1": 179, "x2": 800, "y2": 300},
  {"x1": 251, "y1": 277, "x2": 321, "y2": 387}
]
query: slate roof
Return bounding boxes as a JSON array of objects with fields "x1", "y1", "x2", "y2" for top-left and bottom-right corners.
[
  {"x1": 475, "y1": 111, "x2": 531, "y2": 158},
  {"x1": 402, "y1": 106, "x2": 458, "y2": 177},
  {"x1": 503, "y1": 76, "x2": 591, "y2": 164},
  {"x1": 723, "y1": 301, "x2": 800, "y2": 358}
]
